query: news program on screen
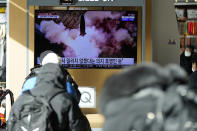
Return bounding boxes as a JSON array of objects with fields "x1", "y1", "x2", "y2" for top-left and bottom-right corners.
[{"x1": 34, "y1": 10, "x2": 138, "y2": 69}]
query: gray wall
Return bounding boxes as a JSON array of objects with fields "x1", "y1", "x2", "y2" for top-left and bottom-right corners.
[{"x1": 152, "y1": 0, "x2": 180, "y2": 65}]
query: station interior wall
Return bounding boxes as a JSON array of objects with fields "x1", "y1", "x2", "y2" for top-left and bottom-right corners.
[{"x1": 152, "y1": 0, "x2": 180, "y2": 66}]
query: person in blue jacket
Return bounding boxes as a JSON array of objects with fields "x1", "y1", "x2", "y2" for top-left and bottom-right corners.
[{"x1": 21, "y1": 50, "x2": 80, "y2": 103}]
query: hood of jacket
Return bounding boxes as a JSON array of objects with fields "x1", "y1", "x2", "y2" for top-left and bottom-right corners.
[
  {"x1": 99, "y1": 63, "x2": 188, "y2": 115},
  {"x1": 31, "y1": 63, "x2": 67, "y2": 96}
]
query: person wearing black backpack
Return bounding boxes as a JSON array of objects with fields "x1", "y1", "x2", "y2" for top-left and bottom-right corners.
[
  {"x1": 8, "y1": 51, "x2": 91, "y2": 131},
  {"x1": 21, "y1": 50, "x2": 81, "y2": 103},
  {"x1": 99, "y1": 63, "x2": 197, "y2": 131}
]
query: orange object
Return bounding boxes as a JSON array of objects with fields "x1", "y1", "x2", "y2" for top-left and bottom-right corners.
[{"x1": 0, "y1": 113, "x2": 5, "y2": 123}]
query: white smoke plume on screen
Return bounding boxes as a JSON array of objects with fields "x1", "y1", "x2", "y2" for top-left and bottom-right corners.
[
  {"x1": 40, "y1": 21, "x2": 65, "y2": 44},
  {"x1": 39, "y1": 11, "x2": 133, "y2": 58},
  {"x1": 40, "y1": 20, "x2": 102, "y2": 58}
]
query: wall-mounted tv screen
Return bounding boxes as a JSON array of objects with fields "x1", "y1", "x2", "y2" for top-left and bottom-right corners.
[{"x1": 35, "y1": 10, "x2": 138, "y2": 69}]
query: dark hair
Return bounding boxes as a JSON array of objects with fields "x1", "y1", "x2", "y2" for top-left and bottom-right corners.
[{"x1": 192, "y1": 53, "x2": 197, "y2": 64}]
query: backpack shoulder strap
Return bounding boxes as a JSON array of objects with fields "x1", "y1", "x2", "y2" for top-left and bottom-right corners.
[{"x1": 47, "y1": 89, "x2": 67, "y2": 103}]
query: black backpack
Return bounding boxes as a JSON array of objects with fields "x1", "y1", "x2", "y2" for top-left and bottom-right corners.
[
  {"x1": 23, "y1": 65, "x2": 81, "y2": 104},
  {"x1": 7, "y1": 87, "x2": 66, "y2": 131}
]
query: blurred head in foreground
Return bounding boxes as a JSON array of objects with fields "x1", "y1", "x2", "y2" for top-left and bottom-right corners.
[{"x1": 98, "y1": 63, "x2": 197, "y2": 131}]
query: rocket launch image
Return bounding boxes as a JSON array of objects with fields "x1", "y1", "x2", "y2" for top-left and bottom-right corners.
[{"x1": 35, "y1": 10, "x2": 138, "y2": 68}]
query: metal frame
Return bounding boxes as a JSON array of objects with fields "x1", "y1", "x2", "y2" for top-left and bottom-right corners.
[
  {"x1": 26, "y1": 0, "x2": 29, "y2": 76},
  {"x1": 6, "y1": 0, "x2": 10, "y2": 120},
  {"x1": 27, "y1": 0, "x2": 146, "y2": 74}
]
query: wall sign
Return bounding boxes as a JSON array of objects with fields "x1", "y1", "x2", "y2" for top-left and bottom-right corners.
[{"x1": 78, "y1": 87, "x2": 96, "y2": 108}]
